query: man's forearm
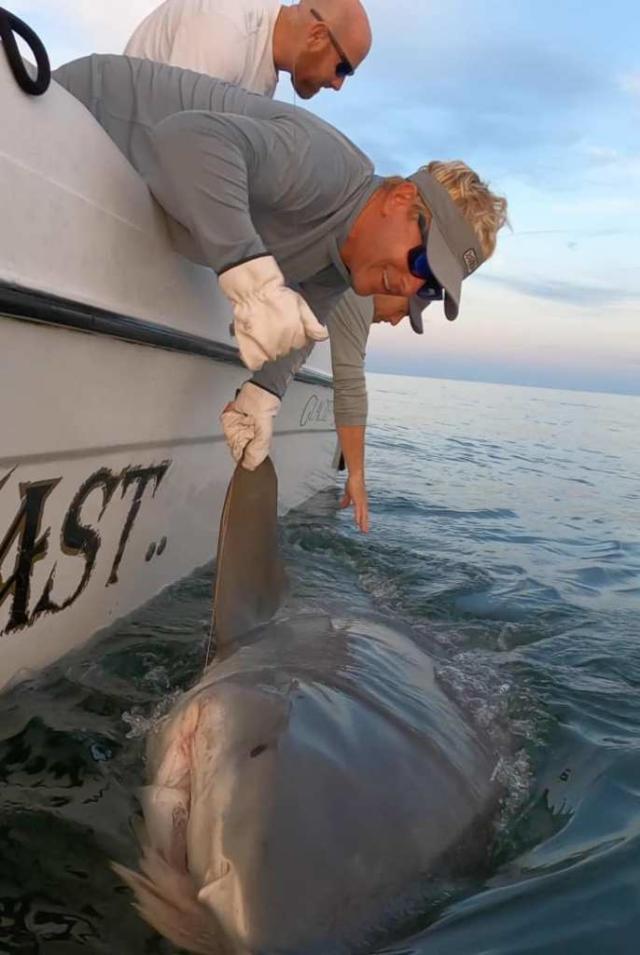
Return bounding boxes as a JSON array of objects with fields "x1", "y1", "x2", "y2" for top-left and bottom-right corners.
[
  {"x1": 337, "y1": 425, "x2": 366, "y2": 477},
  {"x1": 251, "y1": 341, "x2": 316, "y2": 400}
]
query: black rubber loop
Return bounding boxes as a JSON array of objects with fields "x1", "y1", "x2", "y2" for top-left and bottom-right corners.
[{"x1": 0, "y1": 6, "x2": 50, "y2": 95}]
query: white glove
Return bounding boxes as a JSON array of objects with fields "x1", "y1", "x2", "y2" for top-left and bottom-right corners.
[
  {"x1": 220, "y1": 382, "x2": 281, "y2": 471},
  {"x1": 219, "y1": 255, "x2": 328, "y2": 371}
]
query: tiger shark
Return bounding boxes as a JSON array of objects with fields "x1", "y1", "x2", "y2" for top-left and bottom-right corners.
[{"x1": 114, "y1": 460, "x2": 503, "y2": 954}]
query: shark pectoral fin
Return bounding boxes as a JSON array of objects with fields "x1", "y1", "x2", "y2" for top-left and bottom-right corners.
[
  {"x1": 112, "y1": 849, "x2": 233, "y2": 955},
  {"x1": 197, "y1": 863, "x2": 251, "y2": 955},
  {"x1": 204, "y1": 857, "x2": 231, "y2": 884}
]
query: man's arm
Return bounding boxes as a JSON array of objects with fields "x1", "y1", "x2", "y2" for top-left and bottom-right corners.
[
  {"x1": 251, "y1": 340, "x2": 316, "y2": 399},
  {"x1": 326, "y1": 290, "x2": 373, "y2": 533},
  {"x1": 326, "y1": 289, "x2": 371, "y2": 426},
  {"x1": 148, "y1": 110, "x2": 329, "y2": 369},
  {"x1": 249, "y1": 279, "x2": 345, "y2": 399},
  {"x1": 221, "y1": 287, "x2": 373, "y2": 508},
  {"x1": 337, "y1": 424, "x2": 368, "y2": 533},
  {"x1": 148, "y1": 110, "x2": 273, "y2": 272},
  {"x1": 250, "y1": 315, "x2": 370, "y2": 535},
  {"x1": 147, "y1": 105, "x2": 375, "y2": 278}
]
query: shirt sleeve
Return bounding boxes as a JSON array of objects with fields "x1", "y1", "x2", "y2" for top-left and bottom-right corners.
[
  {"x1": 252, "y1": 290, "x2": 372, "y2": 422},
  {"x1": 250, "y1": 342, "x2": 316, "y2": 399},
  {"x1": 148, "y1": 110, "x2": 278, "y2": 271},
  {"x1": 249, "y1": 279, "x2": 345, "y2": 400},
  {"x1": 147, "y1": 107, "x2": 375, "y2": 276},
  {"x1": 326, "y1": 291, "x2": 373, "y2": 427}
]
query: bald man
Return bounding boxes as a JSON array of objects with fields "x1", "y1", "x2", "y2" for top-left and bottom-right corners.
[{"x1": 125, "y1": 0, "x2": 372, "y2": 99}]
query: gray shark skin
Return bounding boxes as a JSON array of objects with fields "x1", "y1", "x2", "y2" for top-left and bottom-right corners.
[{"x1": 114, "y1": 460, "x2": 502, "y2": 954}]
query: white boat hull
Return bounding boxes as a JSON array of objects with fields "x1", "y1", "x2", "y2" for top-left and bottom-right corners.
[
  {"x1": 0, "y1": 307, "x2": 336, "y2": 689},
  {"x1": 0, "y1": 47, "x2": 336, "y2": 688}
]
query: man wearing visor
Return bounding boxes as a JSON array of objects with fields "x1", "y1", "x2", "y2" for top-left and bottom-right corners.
[
  {"x1": 125, "y1": 0, "x2": 371, "y2": 100},
  {"x1": 53, "y1": 54, "x2": 508, "y2": 532}
]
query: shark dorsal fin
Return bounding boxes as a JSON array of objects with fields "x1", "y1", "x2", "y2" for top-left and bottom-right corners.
[{"x1": 213, "y1": 457, "x2": 287, "y2": 652}]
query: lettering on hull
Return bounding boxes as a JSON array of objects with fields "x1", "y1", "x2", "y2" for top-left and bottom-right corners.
[
  {"x1": 299, "y1": 394, "x2": 333, "y2": 428},
  {"x1": 0, "y1": 462, "x2": 171, "y2": 636}
]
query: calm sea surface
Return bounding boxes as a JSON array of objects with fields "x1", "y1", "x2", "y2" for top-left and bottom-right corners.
[{"x1": 1, "y1": 374, "x2": 639, "y2": 954}]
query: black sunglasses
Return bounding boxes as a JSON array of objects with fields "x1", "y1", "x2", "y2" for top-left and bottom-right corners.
[
  {"x1": 309, "y1": 8, "x2": 355, "y2": 78},
  {"x1": 408, "y1": 216, "x2": 444, "y2": 301},
  {"x1": 408, "y1": 246, "x2": 444, "y2": 301}
]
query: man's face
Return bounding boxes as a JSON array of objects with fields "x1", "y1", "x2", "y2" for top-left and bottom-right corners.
[
  {"x1": 292, "y1": 13, "x2": 359, "y2": 99},
  {"x1": 346, "y1": 184, "x2": 428, "y2": 299},
  {"x1": 372, "y1": 295, "x2": 409, "y2": 326},
  {"x1": 292, "y1": 43, "x2": 347, "y2": 98}
]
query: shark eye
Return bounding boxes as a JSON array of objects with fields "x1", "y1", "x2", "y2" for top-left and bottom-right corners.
[{"x1": 250, "y1": 744, "x2": 268, "y2": 759}]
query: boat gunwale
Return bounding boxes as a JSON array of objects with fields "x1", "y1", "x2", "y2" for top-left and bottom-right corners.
[{"x1": 0, "y1": 282, "x2": 334, "y2": 389}]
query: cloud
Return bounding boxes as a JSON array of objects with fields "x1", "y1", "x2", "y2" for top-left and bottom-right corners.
[
  {"x1": 549, "y1": 195, "x2": 640, "y2": 216},
  {"x1": 12, "y1": 1, "x2": 157, "y2": 54},
  {"x1": 509, "y1": 227, "x2": 635, "y2": 238},
  {"x1": 316, "y1": 36, "x2": 608, "y2": 161},
  {"x1": 478, "y1": 274, "x2": 640, "y2": 308},
  {"x1": 620, "y1": 71, "x2": 640, "y2": 96},
  {"x1": 584, "y1": 145, "x2": 621, "y2": 165}
]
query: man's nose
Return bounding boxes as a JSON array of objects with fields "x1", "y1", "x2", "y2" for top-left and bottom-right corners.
[{"x1": 331, "y1": 74, "x2": 345, "y2": 91}]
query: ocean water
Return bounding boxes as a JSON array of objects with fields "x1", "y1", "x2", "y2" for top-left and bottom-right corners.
[{"x1": 1, "y1": 373, "x2": 639, "y2": 954}]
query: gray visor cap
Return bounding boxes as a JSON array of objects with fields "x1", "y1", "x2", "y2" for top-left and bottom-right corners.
[{"x1": 408, "y1": 168, "x2": 485, "y2": 333}]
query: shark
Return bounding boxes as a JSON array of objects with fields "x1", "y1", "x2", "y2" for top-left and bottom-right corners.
[{"x1": 114, "y1": 459, "x2": 503, "y2": 954}]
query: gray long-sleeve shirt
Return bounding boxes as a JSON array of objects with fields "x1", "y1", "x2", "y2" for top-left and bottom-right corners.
[{"x1": 53, "y1": 55, "x2": 377, "y2": 426}]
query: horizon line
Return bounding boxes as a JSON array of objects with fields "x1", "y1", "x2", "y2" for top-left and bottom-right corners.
[{"x1": 365, "y1": 369, "x2": 640, "y2": 400}]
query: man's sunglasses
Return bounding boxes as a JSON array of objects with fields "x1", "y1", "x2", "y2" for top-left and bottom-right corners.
[
  {"x1": 408, "y1": 246, "x2": 444, "y2": 302},
  {"x1": 408, "y1": 215, "x2": 445, "y2": 301},
  {"x1": 309, "y1": 8, "x2": 355, "y2": 78}
]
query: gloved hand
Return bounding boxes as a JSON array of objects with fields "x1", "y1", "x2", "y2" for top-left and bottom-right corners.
[
  {"x1": 219, "y1": 255, "x2": 328, "y2": 371},
  {"x1": 220, "y1": 382, "x2": 281, "y2": 471}
]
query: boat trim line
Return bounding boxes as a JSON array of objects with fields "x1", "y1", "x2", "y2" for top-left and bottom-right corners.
[{"x1": 0, "y1": 282, "x2": 333, "y2": 389}]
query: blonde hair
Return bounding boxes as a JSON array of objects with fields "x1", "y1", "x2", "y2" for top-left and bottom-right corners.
[{"x1": 382, "y1": 162, "x2": 509, "y2": 260}]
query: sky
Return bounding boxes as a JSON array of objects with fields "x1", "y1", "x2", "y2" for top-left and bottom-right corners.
[{"x1": 9, "y1": 0, "x2": 640, "y2": 395}]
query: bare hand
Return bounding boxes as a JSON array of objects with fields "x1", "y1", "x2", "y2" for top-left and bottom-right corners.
[{"x1": 340, "y1": 473, "x2": 370, "y2": 533}]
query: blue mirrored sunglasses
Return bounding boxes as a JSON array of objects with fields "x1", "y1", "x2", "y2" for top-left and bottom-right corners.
[{"x1": 408, "y1": 246, "x2": 444, "y2": 302}]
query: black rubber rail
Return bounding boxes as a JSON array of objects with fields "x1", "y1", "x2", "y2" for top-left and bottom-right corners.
[
  {"x1": 0, "y1": 6, "x2": 50, "y2": 95},
  {"x1": 0, "y1": 282, "x2": 333, "y2": 389}
]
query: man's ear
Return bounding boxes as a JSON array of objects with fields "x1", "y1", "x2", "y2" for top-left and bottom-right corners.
[
  {"x1": 304, "y1": 21, "x2": 330, "y2": 52},
  {"x1": 381, "y1": 181, "x2": 418, "y2": 216}
]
